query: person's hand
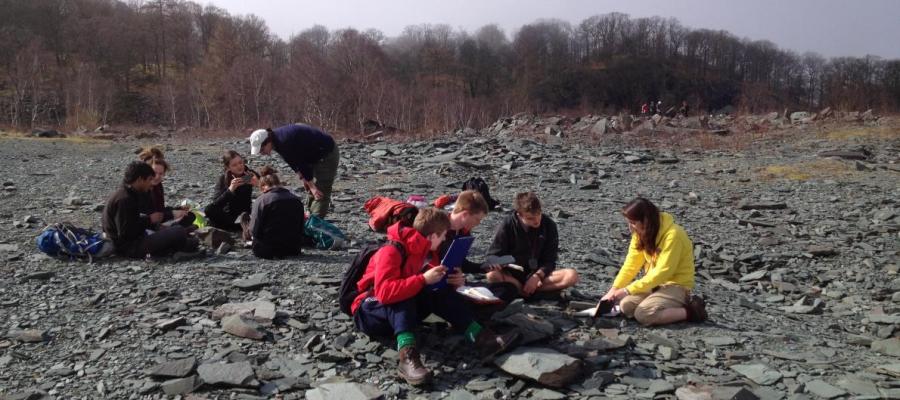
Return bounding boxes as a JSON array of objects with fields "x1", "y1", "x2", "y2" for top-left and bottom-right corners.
[
  {"x1": 423, "y1": 266, "x2": 447, "y2": 285},
  {"x1": 308, "y1": 184, "x2": 324, "y2": 200},
  {"x1": 523, "y1": 274, "x2": 543, "y2": 296},
  {"x1": 601, "y1": 287, "x2": 628, "y2": 302},
  {"x1": 149, "y1": 212, "x2": 164, "y2": 224},
  {"x1": 172, "y1": 209, "x2": 187, "y2": 219},
  {"x1": 228, "y1": 178, "x2": 243, "y2": 192},
  {"x1": 482, "y1": 264, "x2": 503, "y2": 272},
  {"x1": 447, "y1": 270, "x2": 466, "y2": 288}
]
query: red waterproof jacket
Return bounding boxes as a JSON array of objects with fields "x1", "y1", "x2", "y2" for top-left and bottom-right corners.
[{"x1": 351, "y1": 223, "x2": 432, "y2": 314}]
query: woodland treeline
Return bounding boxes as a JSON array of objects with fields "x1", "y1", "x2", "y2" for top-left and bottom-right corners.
[{"x1": 2, "y1": 0, "x2": 899, "y2": 134}]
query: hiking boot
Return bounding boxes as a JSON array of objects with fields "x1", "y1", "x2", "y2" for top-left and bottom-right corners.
[
  {"x1": 474, "y1": 329, "x2": 522, "y2": 361},
  {"x1": 685, "y1": 294, "x2": 708, "y2": 323},
  {"x1": 397, "y1": 346, "x2": 431, "y2": 386}
]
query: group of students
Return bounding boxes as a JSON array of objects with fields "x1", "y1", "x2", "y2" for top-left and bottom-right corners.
[
  {"x1": 350, "y1": 190, "x2": 708, "y2": 385},
  {"x1": 100, "y1": 121, "x2": 709, "y2": 386},
  {"x1": 102, "y1": 123, "x2": 339, "y2": 260}
]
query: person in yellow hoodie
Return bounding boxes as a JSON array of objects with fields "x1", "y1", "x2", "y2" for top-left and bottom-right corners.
[{"x1": 601, "y1": 197, "x2": 708, "y2": 326}]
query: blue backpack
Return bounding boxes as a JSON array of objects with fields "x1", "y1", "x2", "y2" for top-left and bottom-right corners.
[
  {"x1": 36, "y1": 223, "x2": 107, "y2": 262},
  {"x1": 304, "y1": 215, "x2": 348, "y2": 250}
]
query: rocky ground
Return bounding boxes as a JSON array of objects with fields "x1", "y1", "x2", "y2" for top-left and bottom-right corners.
[{"x1": 0, "y1": 114, "x2": 898, "y2": 400}]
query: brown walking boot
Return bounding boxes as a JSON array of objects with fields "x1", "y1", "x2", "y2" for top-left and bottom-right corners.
[
  {"x1": 397, "y1": 346, "x2": 431, "y2": 385},
  {"x1": 474, "y1": 329, "x2": 522, "y2": 362},
  {"x1": 685, "y1": 294, "x2": 708, "y2": 322}
]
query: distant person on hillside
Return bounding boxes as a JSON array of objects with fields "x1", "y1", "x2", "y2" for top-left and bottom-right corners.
[
  {"x1": 600, "y1": 197, "x2": 707, "y2": 326},
  {"x1": 247, "y1": 166, "x2": 305, "y2": 259},
  {"x1": 102, "y1": 161, "x2": 199, "y2": 259},
  {"x1": 641, "y1": 103, "x2": 650, "y2": 116},
  {"x1": 678, "y1": 101, "x2": 689, "y2": 117},
  {"x1": 205, "y1": 150, "x2": 258, "y2": 232},
  {"x1": 249, "y1": 123, "x2": 339, "y2": 218}
]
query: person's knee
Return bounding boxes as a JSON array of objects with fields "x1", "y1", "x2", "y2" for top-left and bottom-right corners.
[
  {"x1": 619, "y1": 295, "x2": 641, "y2": 317},
  {"x1": 634, "y1": 304, "x2": 663, "y2": 326},
  {"x1": 561, "y1": 269, "x2": 579, "y2": 287}
]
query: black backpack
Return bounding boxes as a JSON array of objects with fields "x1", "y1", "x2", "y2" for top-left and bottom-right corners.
[
  {"x1": 338, "y1": 240, "x2": 406, "y2": 315},
  {"x1": 462, "y1": 177, "x2": 500, "y2": 210}
]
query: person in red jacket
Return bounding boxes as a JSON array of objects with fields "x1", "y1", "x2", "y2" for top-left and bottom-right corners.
[{"x1": 351, "y1": 208, "x2": 520, "y2": 386}]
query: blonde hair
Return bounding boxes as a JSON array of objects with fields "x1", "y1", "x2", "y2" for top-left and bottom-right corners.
[{"x1": 413, "y1": 208, "x2": 451, "y2": 237}]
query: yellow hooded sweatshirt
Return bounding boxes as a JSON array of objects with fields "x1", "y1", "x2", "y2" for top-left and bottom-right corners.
[{"x1": 612, "y1": 212, "x2": 695, "y2": 294}]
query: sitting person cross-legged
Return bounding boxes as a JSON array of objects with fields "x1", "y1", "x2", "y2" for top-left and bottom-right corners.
[
  {"x1": 600, "y1": 197, "x2": 708, "y2": 326},
  {"x1": 102, "y1": 161, "x2": 199, "y2": 259},
  {"x1": 485, "y1": 192, "x2": 579, "y2": 299}
]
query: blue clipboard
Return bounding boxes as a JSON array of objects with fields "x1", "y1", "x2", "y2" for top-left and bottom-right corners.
[
  {"x1": 440, "y1": 235, "x2": 475, "y2": 270},
  {"x1": 430, "y1": 236, "x2": 475, "y2": 290}
]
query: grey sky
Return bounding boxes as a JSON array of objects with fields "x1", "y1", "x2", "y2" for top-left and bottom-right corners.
[{"x1": 205, "y1": 0, "x2": 900, "y2": 59}]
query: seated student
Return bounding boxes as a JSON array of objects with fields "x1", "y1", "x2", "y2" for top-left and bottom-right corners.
[
  {"x1": 102, "y1": 161, "x2": 199, "y2": 259},
  {"x1": 600, "y1": 197, "x2": 707, "y2": 326},
  {"x1": 138, "y1": 147, "x2": 194, "y2": 228},
  {"x1": 485, "y1": 192, "x2": 579, "y2": 298},
  {"x1": 350, "y1": 208, "x2": 520, "y2": 386},
  {"x1": 205, "y1": 150, "x2": 258, "y2": 231},
  {"x1": 429, "y1": 190, "x2": 490, "y2": 273},
  {"x1": 247, "y1": 166, "x2": 305, "y2": 259},
  {"x1": 429, "y1": 190, "x2": 520, "y2": 303}
]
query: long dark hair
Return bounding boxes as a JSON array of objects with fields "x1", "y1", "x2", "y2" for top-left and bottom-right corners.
[{"x1": 622, "y1": 197, "x2": 661, "y2": 255}]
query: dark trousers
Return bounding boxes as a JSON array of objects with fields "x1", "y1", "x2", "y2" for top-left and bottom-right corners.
[
  {"x1": 353, "y1": 287, "x2": 473, "y2": 337},
  {"x1": 204, "y1": 204, "x2": 241, "y2": 232},
  {"x1": 122, "y1": 225, "x2": 198, "y2": 258}
]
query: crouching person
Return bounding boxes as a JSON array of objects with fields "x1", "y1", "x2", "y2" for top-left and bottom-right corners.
[
  {"x1": 350, "y1": 208, "x2": 521, "y2": 386},
  {"x1": 601, "y1": 197, "x2": 707, "y2": 326},
  {"x1": 247, "y1": 167, "x2": 305, "y2": 259},
  {"x1": 102, "y1": 161, "x2": 199, "y2": 259}
]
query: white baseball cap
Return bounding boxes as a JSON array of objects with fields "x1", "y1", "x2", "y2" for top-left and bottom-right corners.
[{"x1": 249, "y1": 129, "x2": 268, "y2": 155}]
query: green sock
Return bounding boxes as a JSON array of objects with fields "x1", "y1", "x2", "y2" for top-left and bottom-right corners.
[
  {"x1": 396, "y1": 331, "x2": 416, "y2": 351},
  {"x1": 464, "y1": 321, "x2": 483, "y2": 343}
]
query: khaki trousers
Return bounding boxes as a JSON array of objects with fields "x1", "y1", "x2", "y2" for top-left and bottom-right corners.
[{"x1": 619, "y1": 285, "x2": 688, "y2": 326}]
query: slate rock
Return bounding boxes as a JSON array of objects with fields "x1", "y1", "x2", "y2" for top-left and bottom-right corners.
[
  {"x1": 160, "y1": 376, "x2": 198, "y2": 395},
  {"x1": 738, "y1": 201, "x2": 787, "y2": 210},
  {"x1": 212, "y1": 299, "x2": 277, "y2": 324},
  {"x1": 232, "y1": 273, "x2": 270, "y2": 291},
  {"x1": 155, "y1": 317, "x2": 186, "y2": 331},
  {"x1": 305, "y1": 382, "x2": 384, "y2": 400},
  {"x1": 804, "y1": 379, "x2": 845, "y2": 399},
  {"x1": 730, "y1": 364, "x2": 782, "y2": 385},
  {"x1": 782, "y1": 297, "x2": 824, "y2": 314},
  {"x1": 20, "y1": 271, "x2": 54, "y2": 282},
  {"x1": 10, "y1": 329, "x2": 47, "y2": 343},
  {"x1": 222, "y1": 315, "x2": 269, "y2": 340},
  {"x1": 494, "y1": 313, "x2": 555, "y2": 344},
  {"x1": 146, "y1": 357, "x2": 197, "y2": 378},
  {"x1": 871, "y1": 338, "x2": 900, "y2": 357},
  {"x1": 494, "y1": 347, "x2": 582, "y2": 388},
  {"x1": 197, "y1": 361, "x2": 258, "y2": 387},
  {"x1": 647, "y1": 380, "x2": 676, "y2": 395}
]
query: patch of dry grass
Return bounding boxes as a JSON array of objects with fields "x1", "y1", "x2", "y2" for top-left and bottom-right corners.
[
  {"x1": 0, "y1": 131, "x2": 113, "y2": 145},
  {"x1": 824, "y1": 126, "x2": 898, "y2": 141},
  {"x1": 756, "y1": 159, "x2": 860, "y2": 181}
]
